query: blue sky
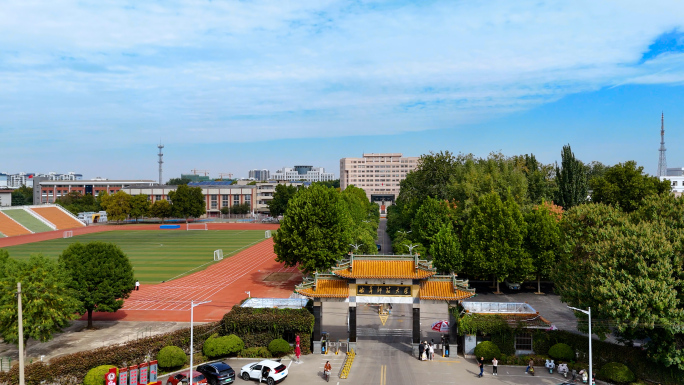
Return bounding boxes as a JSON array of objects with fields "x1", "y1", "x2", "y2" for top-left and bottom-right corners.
[{"x1": 2, "y1": 1, "x2": 684, "y2": 180}]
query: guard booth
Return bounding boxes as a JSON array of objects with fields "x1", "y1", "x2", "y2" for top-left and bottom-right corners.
[{"x1": 295, "y1": 254, "x2": 476, "y2": 355}]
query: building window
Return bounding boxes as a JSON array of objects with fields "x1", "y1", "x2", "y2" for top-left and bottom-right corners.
[
  {"x1": 245, "y1": 195, "x2": 251, "y2": 203},
  {"x1": 673, "y1": 181, "x2": 678, "y2": 186},
  {"x1": 233, "y1": 194, "x2": 240, "y2": 206},
  {"x1": 222, "y1": 195, "x2": 229, "y2": 207},
  {"x1": 515, "y1": 333, "x2": 532, "y2": 351},
  {"x1": 155, "y1": 195, "x2": 162, "y2": 201}
]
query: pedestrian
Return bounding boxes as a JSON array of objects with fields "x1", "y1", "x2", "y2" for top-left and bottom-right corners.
[
  {"x1": 526, "y1": 358, "x2": 534, "y2": 373},
  {"x1": 429, "y1": 342, "x2": 435, "y2": 361},
  {"x1": 492, "y1": 357, "x2": 498, "y2": 375},
  {"x1": 478, "y1": 357, "x2": 484, "y2": 378},
  {"x1": 422, "y1": 341, "x2": 428, "y2": 361},
  {"x1": 135, "y1": 280, "x2": 140, "y2": 291},
  {"x1": 418, "y1": 341, "x2": 425, "y2": 361}
]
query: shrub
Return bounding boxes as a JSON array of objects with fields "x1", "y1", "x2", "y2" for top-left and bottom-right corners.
[
  {"x1": 157, "y1": 346, "x2": 187, "y2": 369},
  {"x1": 238, "y1": 347, "x2": 272, "y2": 358},
  {"x1": 268, "y1": 339, "x2": 291, "y2": 357},
  {"x1": 548, "y1": 343, "x2": 575, "y2": 361},
  {"x1": 601, "y1": 362, "x2": 635, "y2": 384},
  {"x1": 473, "y1": 341, "x2": 501, "y2": 361},
  {"x1": 203, "y1": 335, "x2": 245, "y2": 358},
  {"x1": 84, "y1": 365, "x2": 117, "y2": 385}
]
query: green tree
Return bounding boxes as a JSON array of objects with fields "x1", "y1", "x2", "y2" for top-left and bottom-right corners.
[
  {"x1": 411, "y1": 197, "x2": 454, "y2": 250},
  {"x1": 398, "y1": 150, "x2": 458, "y2": 203},
  {"x1": 0, "y1": 253, "x2": 81, "y2": 345},
  {"x1": 315, "y1": 179, "x2": 340, "y2": 189},
  {"x1": 392, "y1": 238, "x2": 426, "y2": 256},
  {"x1": 273, "y1": 184, "x2": 352, "y2": 274},
  {"x1": 167, "y1": 177, "x2": 191, "y2": 185},
  {"x1": 554, "y1": 144, "x2": 588, "y2": 209},
  {"x1": 462, "y1": 192, "x2": 531, "y2": 292},
  {"x1": 267, "y1": 184, "x2": 298, "y2": 217},
  {"x1": 99, "y1": 190, "x2": 131, "y2": 223},
  {"x1": 590, "y1": 161, "x2": 671, "y2": 212},
  {"x1": 11, "y1": 186, "x2": 33, "y2": 206},
  {"x1": 340, "y1": 185, "x2": 378, "y2": 254},
  {"x1": 129, "y1": 194, "x2": 150, "y2": 222},
  {"x1": 56, "y1": 191, "x2": 101, "y2": 215},
  {"x1": 524, "y1": 203, "x2": 561, "y2": 293},
  {"x1": 149, "y1": 199, "x2": 173, "y2": 223},
  {"x1": 519, "y1": 154, "x2": 555, "y2": 204},
  {"x1": 168, "y1": 185, "x2": 206, "y2": 223},
  {"x1": 58, "y1": 242, "x2": 135, "y2": 329},
  {"x1": 429, "y1": 223, "x2": 464, "y2": 273}
]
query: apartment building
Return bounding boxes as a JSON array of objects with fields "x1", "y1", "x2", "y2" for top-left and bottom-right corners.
[
  {"x1": 33, "y1": 178, "x2": 156, "y2": 205},
  {"x1": 248, "y1": 169, "x2": 271, "y2": 181},
  {"x1": 340, "y1": 153, "x2": 419, "y2": 212},
  {"x1": 2, "y1": 172, "x2": 83, "y2": 188},
  {"x1": 272, "y1": 166, "x2": 335, "y2": 182}
]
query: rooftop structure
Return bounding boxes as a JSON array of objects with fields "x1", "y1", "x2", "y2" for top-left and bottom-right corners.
[{"x1": 241, "y1": 298, "x2": 308, "y2": 309}]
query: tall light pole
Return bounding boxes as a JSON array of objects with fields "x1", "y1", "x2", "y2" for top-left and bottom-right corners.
[
  {"x1": 190, "y1": 300, "x2": 211, "y2": 385},
  {"x1": 406, "y1": 244, "x2": 418, "y2": 255},
  {"x1": 349, "y1": 244, "x2": 361, "y2": 253},
  {"x1": 568, "y1": 306, "x2": 592, "y2": 384},
  {"x1": 17, "y1": 282, "x2": 25, "y2": 385}
]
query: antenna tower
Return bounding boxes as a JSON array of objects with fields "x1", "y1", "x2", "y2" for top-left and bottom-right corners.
[
  {"x1": 157, "y1": 142, "x2": 164, "y2": 185},
  {"x1": 658, "y1": 113, "x2": 667, "y2": 177}
]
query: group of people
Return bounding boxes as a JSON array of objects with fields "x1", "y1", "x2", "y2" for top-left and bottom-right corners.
[
  {"x1": 418, "y1": 340, "x2": 436, "y2": 361},
  {"x1": 476, "y1": 356, "x2": 499, "y2": 377}
]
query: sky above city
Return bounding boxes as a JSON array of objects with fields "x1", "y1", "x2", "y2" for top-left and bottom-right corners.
[{"x1": 2, "y1": 1, "x2": 684, "y2": 180}]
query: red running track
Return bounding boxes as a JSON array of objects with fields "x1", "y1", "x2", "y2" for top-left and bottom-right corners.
[{"x1": 86, "y1": 238, "x2": 301, "y2": 322}]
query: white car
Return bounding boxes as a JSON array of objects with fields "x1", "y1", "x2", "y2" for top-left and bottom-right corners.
[{"x1": 239, "y1": 360, "x2": 288, "y2": 385}]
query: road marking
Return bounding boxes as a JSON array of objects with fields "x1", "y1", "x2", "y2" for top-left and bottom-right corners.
[
  {"x1": 379, "y1": 313, "x2": 389, "y2": 325},
  {"x1": 380, "y1": 365, "x2": 386, "y2": 385}
]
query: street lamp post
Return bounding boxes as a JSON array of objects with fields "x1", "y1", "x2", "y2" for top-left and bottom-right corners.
[
  {"x1": 349, "y1": 244, "x2": 361, "y2": 253},
  {"x1": 406, "y1": 244, "x2": 418, "y2": 255},
  {"x1": 190, "y1": 300, "x2": 211, "y2": 385},
  {"x1": 17, "y1": 282, "x2": 25, "y2": 385},
  {"x1": 568, "y1": 306, "x2": 592, "y2": 384}
]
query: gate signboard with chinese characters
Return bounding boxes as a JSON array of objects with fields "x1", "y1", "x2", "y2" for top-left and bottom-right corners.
[{"x1": 357, "y1": 285, "x2": 411, "y2": 296}]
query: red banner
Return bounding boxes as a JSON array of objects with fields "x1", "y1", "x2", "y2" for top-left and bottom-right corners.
[
  {"x1": 139, "y1": 363, "x2": 149, "y2": 385},
  {"x1": 105, "y1": 368, "x2": 117, "y2": 385}
]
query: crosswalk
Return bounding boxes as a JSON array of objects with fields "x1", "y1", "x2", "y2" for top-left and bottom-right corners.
[{"x1": 357, "y1": 328, "x2": 412, "y2": 337}]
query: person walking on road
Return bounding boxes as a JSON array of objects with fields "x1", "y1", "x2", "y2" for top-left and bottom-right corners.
[
  {"x1": 135, "y1": 280, "x2": 140, "y2": 291},
  {"x1": 526, "y1": 358, "x2": 534, "y2": 373},
  {"x1": 419, "y1": 341, "x2": 425, "y2": 361},
  {"x1": 492, "y1": 357, "x2": 498, "y2": 375},
  {"x1": 478, "y1": 357, "x2": 484, "y2": 378},
  {"x1": 429, "y1": 343, "x2": 435, "y2": 361}
]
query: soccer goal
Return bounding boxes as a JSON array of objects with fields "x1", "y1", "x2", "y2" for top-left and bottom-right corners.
[
  {"x1": 63, "y1": 231, "x2": 73, "y2": 238},
  {"x1": 214, "y1": 249, "x2": 224, "y2": 261},
  {"x1": 265, "y1": 230, "x2": 272, "y2": 239},
  {"x1": 186, "y1": 223, "x2": 208, "y2": 231}
]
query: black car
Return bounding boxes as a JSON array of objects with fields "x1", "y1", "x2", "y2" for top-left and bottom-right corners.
[{"x1": 196, "y1": 362, "x2": 236, "y2": 385}]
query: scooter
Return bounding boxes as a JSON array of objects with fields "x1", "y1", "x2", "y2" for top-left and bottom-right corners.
[
  {"x1": 529, "y1": 366, "x2": 535, "y2": 376},
  {"x1": 558, "y1": 363, "x2": 569, "y2": 378},
  {"x1": 545, "y1": 359, "x2": 555, "y2": 374}
]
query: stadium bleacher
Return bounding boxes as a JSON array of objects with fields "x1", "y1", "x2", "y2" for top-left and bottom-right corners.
[
  {"x1": 0, "y1": 211, "x2": 32, "y2": 237},
  {"x1": 31, "y1": 207, "x2": 85, "y2": 230},
  {"x1": 2, "y1": 209, "x2": 54, "y2": 233}
]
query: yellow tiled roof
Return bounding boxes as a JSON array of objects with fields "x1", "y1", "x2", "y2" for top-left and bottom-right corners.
[
  {"x1": 419, "y1": 281, "x2": 476, "y2": 301},
  {"x1": 333, "y1": 260, "x2": 435, "y2": 279},
  {"x1": 296, "y1": 279, "x2": 349, "y2": 298}
]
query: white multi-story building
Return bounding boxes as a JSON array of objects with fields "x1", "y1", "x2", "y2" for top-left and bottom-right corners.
[
  {"x1": 248, "y1": 169, "x2": 271, "y2": 181},
  {"x1": 3, "y1": 172, "x2": 83, "y2": 188},
  {"x1": 660, "y1": 167, "x2": 684, "y2": 196},
  {"x1": 340, "y1": 153, "x2": 419, "y2": 213},
  {"x1": 272, "y1": 166, "x2": 335, "y2": 182}
]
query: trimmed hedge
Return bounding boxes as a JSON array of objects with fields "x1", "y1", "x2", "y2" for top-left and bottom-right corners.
[
  {"x1": 84, "y1": 365, "x2": 117, "y2": 385},
  {"x1": 548, "y1": 343, "x2": 574, "y2": 361},
  {"x1": 0, "y1": 322, "x2": 221, "y2": 385},
  {"x1": 203, "y1": 335, "x2": 244, "y2": 358},
  {"x1": 268, "y1": 339, "x2": 291, "y2": 357},
  {"x1": 473, "y1": 341, "x2": 501, "y2": 361},
  {"x1": 601, "y1": 362, "x2": 635, "y2": 384},
  {"x1": 238, "y1": 347, "x2": 272, "y2": 359},
  {"x1": 157, "y1": 346, "x2": 187, "y2": 369},
  {"x1": 221, "y1": 306, "x2": 313, "y2": 354}
]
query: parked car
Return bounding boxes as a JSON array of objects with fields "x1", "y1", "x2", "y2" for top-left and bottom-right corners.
[
  {"x1": 197, "y1": 361, "x2": 236, "y2": 385},
  {"x1": 239, "y1": 360, "x2": 288, "y2": 385},
  {"x1": 166, "y1": 371, "x2": 207, "y2": 385},
  {"x1": 504, "y1": 280, "x2": 521, "y2": 290}
]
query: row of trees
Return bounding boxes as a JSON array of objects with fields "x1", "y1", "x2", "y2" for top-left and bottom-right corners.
[
  {"x1": 273, "y1": 184, "x2": 379, "y2": 273},
  {"x1": 0, "y1": 242, "x2": 135, "y2": 348},
  {"x1": 387, "y1": 146, "x2": 682, "y2": 369}
]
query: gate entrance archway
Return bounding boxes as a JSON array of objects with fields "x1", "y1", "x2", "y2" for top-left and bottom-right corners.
[{"x1": 296, "y1": 254, "x2": 476, "y2": 354}]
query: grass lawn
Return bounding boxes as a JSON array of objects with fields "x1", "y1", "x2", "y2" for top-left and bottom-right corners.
[{"x1": 1, "y1": 230, "x2": 267, "y2": 283}]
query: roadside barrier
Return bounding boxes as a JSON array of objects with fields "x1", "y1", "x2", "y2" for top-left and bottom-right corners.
[{"x1": 339, "y1": 348, "x2": 355, "y2": 379}]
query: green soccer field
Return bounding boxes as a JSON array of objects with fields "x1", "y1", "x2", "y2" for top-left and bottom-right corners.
[{"x1": 1, "y1": 230, "x2": 267, "y2": 283}]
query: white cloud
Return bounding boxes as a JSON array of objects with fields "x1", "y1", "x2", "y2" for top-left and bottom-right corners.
[{"x1": 0, "y1": 0, "x2": 684, "y2": 145}]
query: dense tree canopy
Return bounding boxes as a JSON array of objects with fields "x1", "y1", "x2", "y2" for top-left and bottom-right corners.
[
  {"x1": 129, "y1": 194, "x2": 150, "y2": 222},
  {"x1": 267, "y1": 184, "x2": 299, "y2": 217},
  {"x1": 11, "y1": 186, "x2": 33, "y2": 206},
  {"x1": 149, "y1": 199, "x2": 172, "y2": 223},
  {"x1": 167, "y1": 177, "x2": 191, "y2": 185},
  {"x1": 273, "y1": 184, "x2": 354, "y2": 274},
  {"x1": 55, "y1": 191, "x2": 101, "y2": 215},
  {"x1": 99, "y1": 191, "x2": 131, "y2": 223},
  {"x1": 590, "y1": 160, "x2": 671, "y2": 212},
  {"x1": 554, "y1": 144, "x2": 588, "y2": 210},
  {"x1": 429, "y1": 223, "x2": 463, "y2": 273},
  {"x1": 59, "y1": 242, "x2": 136, "y2": 329},
  {"x1": 524, "y1": 202, "x2": 561, "y2": 293},
  {"x1": 0, "y1": 252, "x2": 80, "y2": 345},
  {"x1": 168, "y1": 185, "x2": 206, "y2": 222}
]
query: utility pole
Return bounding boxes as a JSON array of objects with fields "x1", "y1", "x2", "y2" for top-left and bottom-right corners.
[
  {"x1": 17, "y1": 282, "x2": 25, "y2": 385},
  {"x1": 658, "y1": 113, "x2": 667, "y2": 176},
  {"x1": 189, "y1": 300, "x2": 211, "y2": 385}
]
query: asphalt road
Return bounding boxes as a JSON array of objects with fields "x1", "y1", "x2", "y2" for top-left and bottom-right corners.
[{"x1": 377, "y1": 218, "x2": 392, "y2": 255}]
